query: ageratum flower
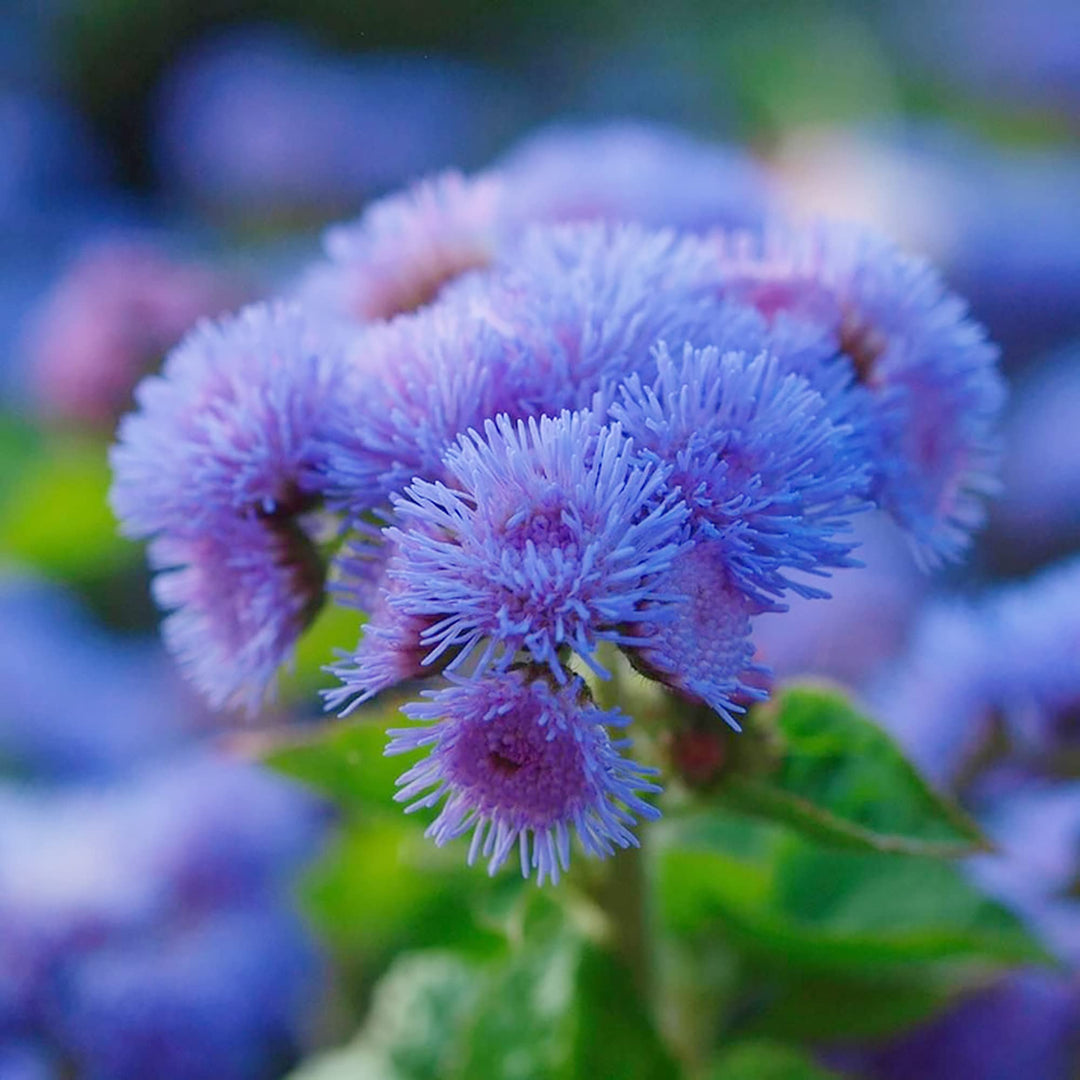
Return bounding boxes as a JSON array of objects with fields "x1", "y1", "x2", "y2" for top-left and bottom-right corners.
[
  {"x1": 457, "y1": 222, "x2": 758, "y2": 417},
  {"x1": 612, "y1": 342, "x2": 870, "y2": 605},
  {"x1": 110, "y1": 301, "x2": 344, "y2": 535},
  {"x1": 316, "y1": 295, "x2": 527, "y2": 521},
  {"x1": 110, "y1": 302, "x2": 345, "y2": 710},
  {"x1": 712, "y1": 220, "x2": 1005, "y2": 563},
  {"x1": 386, "y1": 669, "x2": 660, "y2": 883},
  {"x1": 367, "y1": 411, "x2": 688, "y2": 690},
  {"x1": 297, "y1": 170, "x2": 505, "y2": 324},
  {"x1": 149, "y1": 516, "x2": 325, "y2": 713},
  {"x1": 625, "y1": 541, "x2": 767, "y2": 730},
  {"x1": 497, "y1": 120, "x2": 773, "y2": 233}
]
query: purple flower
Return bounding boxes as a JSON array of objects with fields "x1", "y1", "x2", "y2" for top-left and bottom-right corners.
[
  {"x1": 0, "y1": 574, "x2": 208, "y2": 780},
  {"x1": 56, "y1": 906, "x2": 321, "y2": 1080},
  {"x1": 995, "y1": 345, "x2": 1080, "y2": 561},
  {"x1": 0, "y1": 757, "x2": 327, "y2": 1076},
  {"x1": 624, "y1": 540, "x2": 767, "y2": 729},
  {"x1": 712, "y1": 220, "x2": 1005, "y2": 564},
  {"x1": 826, "y1": 971, "x2": 1080, "y2": 1080},
  {"x1": 22, "y1": 238, "x2": 248, "y2": 428},
  {"x1": 611, "y1": 342, "x2": 870, "y2": 604},
  {"x1": 387, "y1": 668, "x2": 660, "y2": 883},
  {"x1": 871, "y1": 555, "x2": 1080, "y2": 784},
  {"x1": 110, "y1": 302, "x2": 346, "y2": 710},
  {"x1": 751, "y1": 513, "x2": 927, "y2": 692},
  {"x1": 497, "y1": 120, "x2": 775, "y2": 233},
  {"x1": 969, "y1": 782, "x2": 1080, "y2": 966},
  {"x1": 354, "y1": 412, "x2": 688, "y2": 695},
  {"x1": 154, "y1": 28, "x2": 500, "y2": 216},
  {"x1": 110, "y1": 301, "x2": 343, "y2": 537},
  {"x1": 149, "y1": 516, "x2": 325, "y2": 714},
  {"x1": 457, "y1": 222, "x2": 746, "y2": 416},
  {"x1": 297, "y1": 170, "x2": 505, "y2": 324},
  {"x1": 316, "y1": 295, "x2": 525, "y2": 520}
]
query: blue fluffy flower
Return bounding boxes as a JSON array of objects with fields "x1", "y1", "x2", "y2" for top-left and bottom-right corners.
[
  {"x1": 612, "y1": 342, "x2": 870, "y2": 604},
  {"x1": 316, "y1": 296, "x2": 527, "y2": 522},
  {"x1": 453, "y1": 221, "x2": 758, "y2": 417},
  {"x1": 387, "y1": 668, "x2": 660, "y2": 883},
  {"x1": 712, "y1": 220, "x2": 1005, "y2": 563},
  {"x1": 296, "y1": 169, "x2": 505, "y2": 324},
  {"x1": 149, "y1": 516, "x2": 325, "y2": 714},
  {"x1": 347, "y1": 411, "x2": 688, "y2": 696},
  {"x1": 110, "y1": 302, "x2": 345, "y2": 710}
]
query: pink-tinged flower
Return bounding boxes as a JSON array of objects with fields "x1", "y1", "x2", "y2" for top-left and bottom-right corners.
[
  {"x1": 387, "y1": 669, "x2": 660, "y2": 883},
  {"x1": 711, "y1": 220, "x2": 1005, "y2": 564},
  {"x1": 297, "y1": 170, "x2": 505, "y2": 324},
  {"x1": 24, "y1": 239, "x2": 247, "y2": 428}
]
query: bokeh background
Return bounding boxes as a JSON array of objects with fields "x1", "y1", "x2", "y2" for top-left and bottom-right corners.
[{"x1": 1, "y1": 0, "x2": 1078, "y2": 1077}]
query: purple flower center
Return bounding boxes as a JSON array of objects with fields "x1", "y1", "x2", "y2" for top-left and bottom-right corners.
[{"x1": 443, "y1": 704, "x2": 589, "y2": 827}]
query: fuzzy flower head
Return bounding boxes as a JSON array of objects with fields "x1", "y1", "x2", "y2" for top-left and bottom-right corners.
[
  {"x1": 712, "y1": 220, "x2": 1005, "y2": 563},
  {"x1": 317, "y1": 296, "x2": 529, "y2": 521},
  {"x1": 150, "y1": 515, "x2": 325, "y2": 713},
  {"x1": 625, "y1": 540, "x2": 767, "y2": 730},
  {"x1": 612, "y1": 342, "x2": 870, "y2": 604},
  {"x1": 110, "y1": 301, "x2": 346, "y2": 539},
  {"x1": 498, "y1": 120, "x2": 774, "y2": 233},
  {"x1": 24, "y1": 239, "x2": 247, "y2": 428},
  {"x1": 298, "y1": 170, "x2": 506, "y2": 324},
  {"x1": 110, "y1": 302, "x2": 344, "y2": 711},
  {"x1": 456, "y1": 221, "x2": 757, "y2": 417},
  {"x1": 387, "y1": 668, "x2": 660, "y2": 883},
  {"x1": 361, "y1": 412, "x2": 688, "y2": 696}
]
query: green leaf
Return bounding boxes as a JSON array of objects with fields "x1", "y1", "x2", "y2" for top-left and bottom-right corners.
[
  {"x1": 657, "y1": 808, "x2": 1045, "y2": 975},
  {"x1": 277, "y1": 601, "x2": 365, "y2": 703},
  {"x1": 264, "y1": 706, "x2": 413, "y2": 816},
  {"x1": 720, "y1": 685, "x2": 987, "y2": 857},
  {"x1": 0, "y1": 433, "x2": 134, "y2": 579},
  {"x1": 288, "y1": 951, "x2": 487, "y2": 1080},
  {"x1": 705, "y1": 1040, "x2": 840, "y2": 1080},
  {"x1": 458, "y1": 910, "x2": 678, "y2": 1080},
  {"x1": 728, "y1": 966, "x2": 976, "y2": 1042},
  {"x1": 290, "y1": 903, "x2": 679, "y2": 1080}
]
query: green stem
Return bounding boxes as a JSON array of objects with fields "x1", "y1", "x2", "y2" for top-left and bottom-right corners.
[{"x1": 597, "y1": 838, "x2": 653, "y2": 1007}]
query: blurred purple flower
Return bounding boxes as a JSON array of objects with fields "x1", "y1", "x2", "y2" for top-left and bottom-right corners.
[
  {"x1": 774, "y1": 126, "x2": 1080, "y2": 355},
  {"x1": 828, "y1": 971, "x2": 1080, "y2": 1080},
  {"x1": 110, "y1": 302, "x2": 348, "y2": 711},
  {"x1": 297, "y1": 170, "x2": 505, "y2": 324},
  {"x1": 154, "y1": 28, "x2": 505, "y2": 217},
  {"x1": 22, "y1": 238, "x2": 248, "y2": 428},
  {"x1": 994, "y1": 345, "x2": 1080, "y2": 561},
  {"x1": 712, "y1": 220, "x2": 1005, "y2": 563},
  {"x1": 969, "y1": 782, "x2": 1080, "y2": 966},
  {"x1": 388, "y1": 668, "x2": 660, "y2": 883},
  {"x1": 0, "y1": 756, "x2": 327, "y2": 1078},
  {"x1": 750, "y1": 513, "x2": 926, "y2": 691},
  {"x1": 896, "y1": 0, "x2": 1080, "y2": 114},
  {"x1": 497, "y1": 120, "x2": 775, "y2": 233},
  {"x1": 0, "y1": 574, "x2": 206, "y2": 780}
]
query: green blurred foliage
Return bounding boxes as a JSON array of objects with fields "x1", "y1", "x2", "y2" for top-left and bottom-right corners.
[
  {"x1": 706, "y1": 1039, "x2": 842, "y2": 1080},
  {"x1": 719, "y1": 685, "x2": 987, "y2": 857}
]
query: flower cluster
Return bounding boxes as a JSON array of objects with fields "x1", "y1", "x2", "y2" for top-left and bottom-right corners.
[{"x1": 111, "y1": 128, "x2": 1004, "y2": 880}]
